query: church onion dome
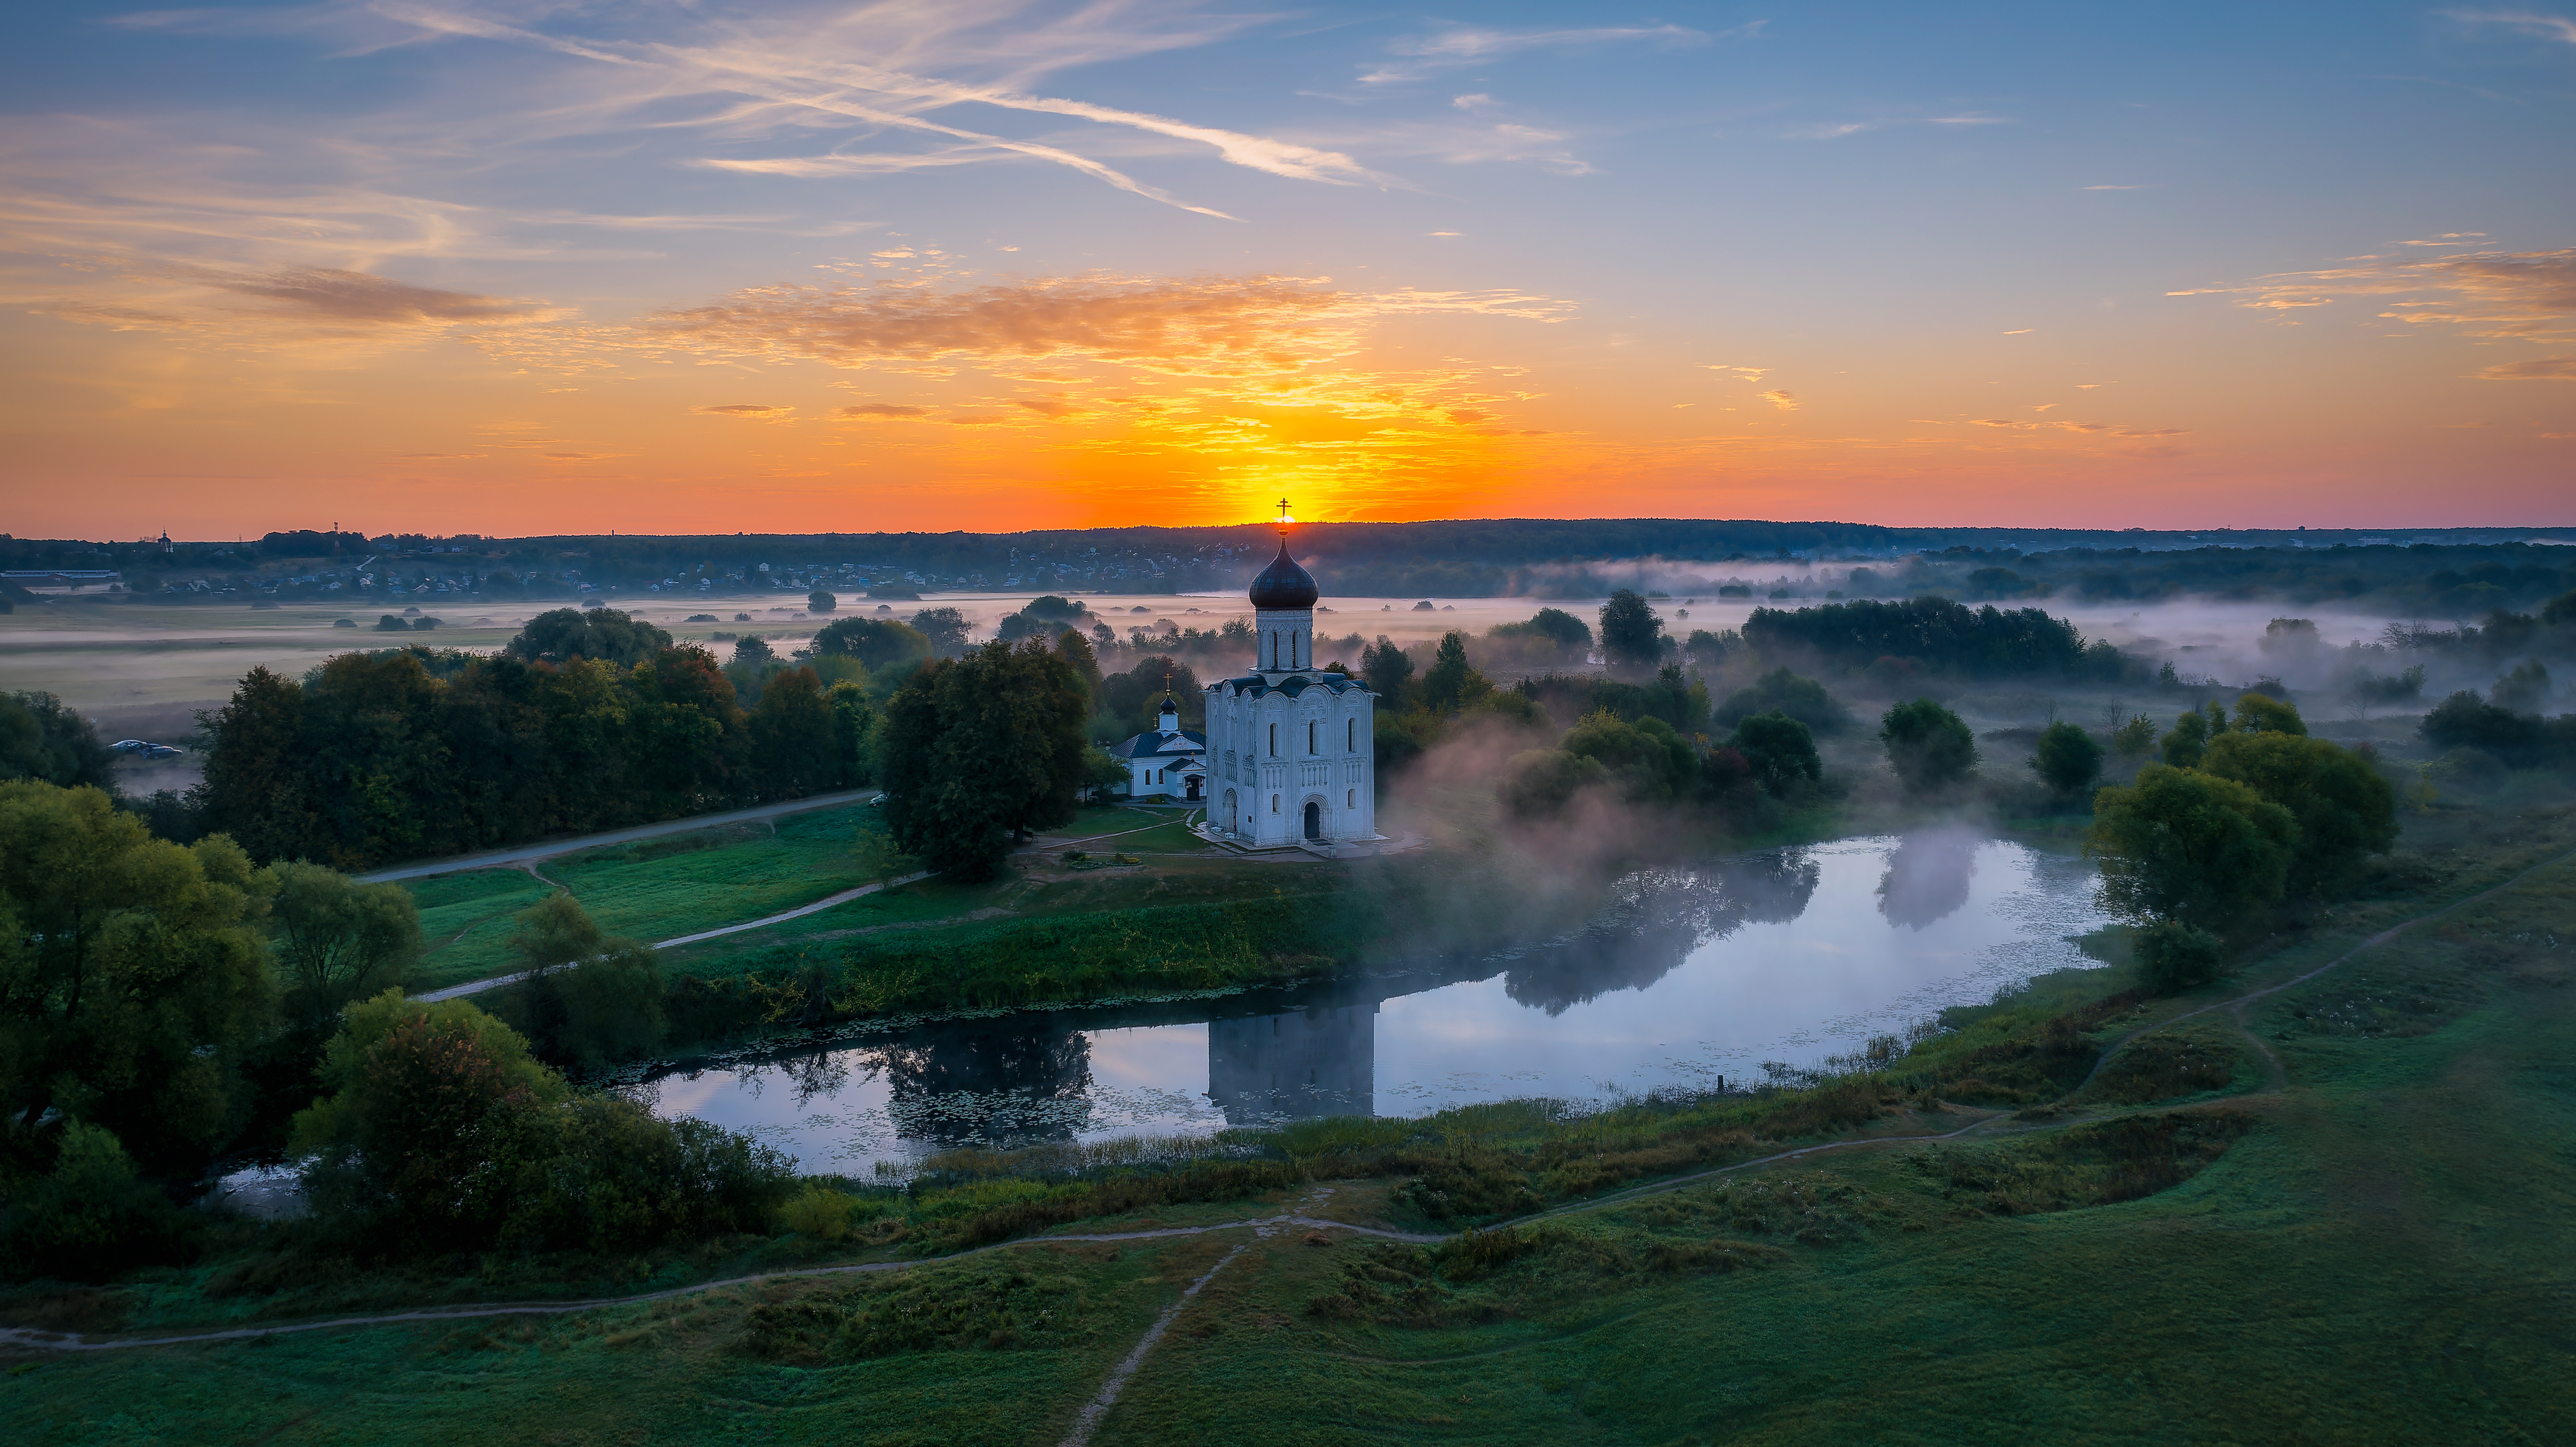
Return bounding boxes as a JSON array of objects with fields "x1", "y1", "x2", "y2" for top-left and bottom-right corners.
[{"x1": 1247, "y1": 538, "x2": 1320, "y2": 610}]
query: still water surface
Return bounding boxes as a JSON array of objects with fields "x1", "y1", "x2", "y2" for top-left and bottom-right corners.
[{"x1": 633, "y1": 832, "x2": 2109, "y2": 1175}]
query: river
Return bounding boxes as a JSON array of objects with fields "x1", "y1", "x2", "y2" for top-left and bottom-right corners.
[{"x1": 627, "y1": 830, "x2": 2112, "y2": 1176}]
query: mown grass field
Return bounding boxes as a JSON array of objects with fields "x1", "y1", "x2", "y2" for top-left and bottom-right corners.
[
  {"x1": 13, "y1": 804, "x2": 2572, "y2": 1445},
  {"x1": 403, "y1": 804, "x2": 1234, "y2": 991},
  {"x1": 405, "y1": 807, "x2": 902, "y2": 989}
]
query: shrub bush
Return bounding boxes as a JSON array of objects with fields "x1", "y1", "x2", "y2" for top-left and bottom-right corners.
[
  {"x1": 1880, "y1": 698, "x2": 1978, "y2": 794},
  {"x1": 291, "y1": 992, "x2": 790, "y2": 1255},
  {"x1": 2031, "y1": 720, "x2": 2105, "y2": 795},
  {"x1": 2088, "y1": 765, "x2": 2297, "y2": 929},
  {"x1": 1713, "y1": 668, "x2": 1849, "y2": 733},
  {"x1": 2134, "y1": 921, "x2": 2226, "y2": 995},
  {"x1": 0, "y1": 1124, "x2": 200, "y2": 1280}
]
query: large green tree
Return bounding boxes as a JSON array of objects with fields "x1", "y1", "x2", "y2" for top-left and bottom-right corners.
[
  {"x1": 1727, "y1": 712, "x2": 1822, "y2": 797},
  {"x1": 266, "y1": 860, "x2": 422, "y2": 1033},
  {"x1": 1561, "y1": 710, "x2": 1697, "y2": 801},
  {"x1": 0, "y1": 692, "x2": 116, "y2": 790},
  {"x1": 1490, "y1": 607, "x2": 1593, "y2": 657},
  {"x1": 1360, "y1": 637, "x2": 1415, "y2": 702},
  {"x1": 291, "y1": 990, "x2": 568, "y2": 1240},
  {"x1": 909, "y1": 607, "x2": 974, "y2": 658},
  {"x1": 812, "y1": 616, "x2": 933, "y2": 672},
  {"x1": 191, "y1": 667, "x2": 314, "y2": 863},
  {"x1": 1880, "y1": 698, "x2": 1978, "y2": 795},
  {"x1": 879, "y1": 640, "x2": 1090, "y2": 879},
  {"x1": 1714, "y1": 668, "x2": 1847, "y2": 732},
  {"x1": 0, "y1": 782, "x2": 276, "y2": 1176},
  {"x1": 1052, "y1": 629, "x2": 1104, "y2": 704},
  {"x1": 1597, "y1": 590, "x2": 1666, "y2": 669},
  {"x1": 1420, "y1": 632, "x2": 1492, "y2": 713},
  {"x1": 2159, "y1": 704, "x2": 2224, "y2": 768},
  {"x1": 2199, "y1": 731, "x2": 2396, "y2": 894},
  {"x1": 749, "y1": 667, "x2": 841, "y2": 798},
  {"x1": 503, "y1": 607, "x2": 672, "y2": 667},
  {"x1": 2087, "y1": 765, "x2": 2299, "y2": 930}
]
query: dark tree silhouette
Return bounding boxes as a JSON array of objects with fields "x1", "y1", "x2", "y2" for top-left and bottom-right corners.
[{"x1": 1598, "y1": 590, "x2": 1666, "y2": 669}]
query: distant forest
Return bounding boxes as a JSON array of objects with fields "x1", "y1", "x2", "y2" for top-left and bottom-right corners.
[{"x1": 4, "y1": 520, "x2": 2572, "y2": 616}]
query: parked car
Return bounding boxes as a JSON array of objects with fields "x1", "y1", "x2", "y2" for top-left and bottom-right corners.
[{"x1": 109, "y1": 739, "x2": 186, "y2": 759}]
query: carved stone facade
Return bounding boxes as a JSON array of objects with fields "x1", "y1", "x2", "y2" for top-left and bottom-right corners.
[{"x1": 1203, "y1": 536, "x2": 1378, "y2": 846}]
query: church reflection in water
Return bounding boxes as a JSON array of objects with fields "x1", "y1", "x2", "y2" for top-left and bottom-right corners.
[
  {"x1": 1206, "y1": 1001, "x2": 1377, "y2": 1124},
  {"x1": 641, "y1": 836, "x2": 2107, "y2": 1173},
  {"x1": 1199, "y1": 848, "x2": 1831, "y2": 1125},
  {"x1": 842, "y1": 846, "x2": 1841, "y2": 1142}
]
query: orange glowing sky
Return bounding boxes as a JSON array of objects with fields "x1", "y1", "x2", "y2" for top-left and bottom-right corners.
[{"x1": 4, "y1": 2, "x2": 2572, "y2": 539}]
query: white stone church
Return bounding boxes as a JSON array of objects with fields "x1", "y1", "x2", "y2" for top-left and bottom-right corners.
[{"x1": 1200, "y1": 532, "x2": 1379, "y2": 848}]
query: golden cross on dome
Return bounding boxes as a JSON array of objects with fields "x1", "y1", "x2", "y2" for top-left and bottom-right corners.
[{"x1": 1274, "y1": 496, "x2": 1295, "y2": 531}]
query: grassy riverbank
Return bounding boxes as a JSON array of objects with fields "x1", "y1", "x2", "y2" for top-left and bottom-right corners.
[
  {"x1": 405, "y1": 805, "x2": 905, "y2": 989},
  {"x1": 11, "y1": 797, "x2": 2572, "y2": 1443}
]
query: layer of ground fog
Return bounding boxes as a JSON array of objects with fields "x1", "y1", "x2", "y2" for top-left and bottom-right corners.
[{"x1": 8, "y1": 804, "x2": 2575, "y2": 1445}]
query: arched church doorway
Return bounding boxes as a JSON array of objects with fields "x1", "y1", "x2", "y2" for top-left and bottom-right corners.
[{"x1": 1302, "y1": 800, "x2": 1322, "y2": 841}]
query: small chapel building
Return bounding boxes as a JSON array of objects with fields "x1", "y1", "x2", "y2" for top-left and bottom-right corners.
[
  {"x1": 1110, "y1": 696, "x2": 1206, "y2": 802},
  {"x1": 1203, "y1": 524, "x2": 1379, "y2": 847}
]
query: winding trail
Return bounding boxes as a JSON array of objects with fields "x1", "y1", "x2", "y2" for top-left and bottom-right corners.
[
  {"x1": 1058, "y1": 1241, "x2": 1249, "y2": 1447},
  {"x1": 2076, "y1": 844, "x2": 2576, "y2": 1095},
  {"x1": 413, "y1": 805, "x2": 1179, "y2": 1002},
  {"x1": 411, "y1": 871, "x2": 935, "y2": 1002},
  {"x1": 17, "y1": 844, "x2": 2572, "y2": 1365},
  {"x1": 0, "y1": 1215, "x2": 1432, "y2": 1355},
  {"x1": 356, "y1": 790, "x2": 882, "y2": 884}
]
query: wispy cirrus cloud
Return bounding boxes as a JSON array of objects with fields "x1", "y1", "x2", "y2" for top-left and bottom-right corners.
[
  {"x1": 127, "y1": 1, "x2": 1383, "y2": 218},
  {"x1": 1359, "y1": 22, "x2": 1738, "y2": 85},
  {"x1": 644, "y1": 273, "x2": 1570, "y2": 378},
  {"x1": 2171, "y1": 246, "x2": 2576, "y2": 342},
  {"x1": 178, "y1": 263, "x2": 542, "y2": 324},
  {"x1": 1968, "y1": 418, "x2": 2185, "y2": 437},
  {"x1": 1780, "y1": 113, "x2": 2011, "y2": 141},
  {"x1": 2476, "y1": 356, "x2": 2576, "y2": 380},
  {"x1": 2438, "y1": 10, "x2": 2576, "y2": 46},
  {"x1": 21, "y1": 253, "x2": 559, "y2": 356}
]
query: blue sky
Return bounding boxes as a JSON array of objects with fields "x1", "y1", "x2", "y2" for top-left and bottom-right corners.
[{"x1": 4, "y1": 1, "x2": 2571, "y2": 535}]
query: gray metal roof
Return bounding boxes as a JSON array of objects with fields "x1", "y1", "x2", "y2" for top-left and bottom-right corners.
[
  {"x1": 1111, "y1": 729, "x2": 1207, "y2": 760},
  {"x1": 1211, "y1": 673, "x2": 1372, "y2": 699}
]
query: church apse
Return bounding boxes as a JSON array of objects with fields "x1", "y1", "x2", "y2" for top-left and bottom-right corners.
[{"x1": 1207, "y1": 1002, "x2": 1376, "y2": 1124}]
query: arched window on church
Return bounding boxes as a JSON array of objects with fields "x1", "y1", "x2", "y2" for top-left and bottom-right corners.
[
  {"x1": 1268, "y1": 722, "x2": 1276, "y2": 755},
  {"x1": 1347, "y1": 788, "x2": 1355, "y2": 808},
  {"x1": 1346, "y1": 718, "x2": 1354, "y2": 752},
  {"x1": 1307, "y1": 720, "x2": 1317, "y2": 754}
]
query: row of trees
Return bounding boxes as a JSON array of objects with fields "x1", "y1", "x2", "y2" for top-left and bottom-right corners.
[
  {"x1": 2419, "y1": 682, "x2": 2576, "y2": 768},
  {"x1": 195, "y1": 610, "x2": 874, "y2": 869},
  {"x1": 1744, "y1": 596, "x2": 2126, "y2": 679}
]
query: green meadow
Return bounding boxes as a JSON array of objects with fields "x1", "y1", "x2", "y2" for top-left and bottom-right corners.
[
  {"x1": 13, "y1": 802, "x2": 2573, "y2": 1445},
  {"x1": 406, "y1": 805, "x2": 921, "y2": 990}
]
